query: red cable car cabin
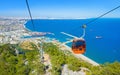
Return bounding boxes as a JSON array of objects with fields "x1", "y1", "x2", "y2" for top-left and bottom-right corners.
[{"x1": 72, "y1": 38, "x2": 86, "y2": 54}]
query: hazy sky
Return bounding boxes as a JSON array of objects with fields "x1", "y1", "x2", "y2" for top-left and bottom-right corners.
[{"x1": 0, "y1": 0, "x2": 120, "y2": 18}]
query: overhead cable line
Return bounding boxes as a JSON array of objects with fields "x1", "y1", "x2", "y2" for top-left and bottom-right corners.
[
  {"x1": 26, "y1": 0, "x2": 35, "y2": 31},
  {"x1": 79, "y1": 5, "x2": 120, "y2": 38},
  {"x1": 85, "y1": 5, "x2": 120, "y2": 25}
]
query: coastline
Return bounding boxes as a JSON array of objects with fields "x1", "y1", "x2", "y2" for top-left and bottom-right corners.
[
  {"x1": 62, "y1": 44, "x2": 99, "y2": 66},
  {"x1": 23, "y1": 20, "x2": 32, "y2": 32}
]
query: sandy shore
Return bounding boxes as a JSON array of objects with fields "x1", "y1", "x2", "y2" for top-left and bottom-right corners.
[
  {"x1": 23, "y1": 20, "x2": 32, "y2": 32},
  {"x1": 62, "y1": 44, "x2": 99, "y2": 66}
]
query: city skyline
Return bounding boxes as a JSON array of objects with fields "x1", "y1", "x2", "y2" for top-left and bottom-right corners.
[{"x1": 0, "y1": 0, "x2": 120, "y2": 18}]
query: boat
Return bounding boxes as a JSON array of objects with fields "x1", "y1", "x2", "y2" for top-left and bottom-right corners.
[{"x1": 96, "y1": 36, "x2": 102, "y2": 39}]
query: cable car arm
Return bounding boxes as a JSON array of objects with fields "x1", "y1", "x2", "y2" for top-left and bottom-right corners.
[{"x1": 80, "y1": 24, "x2": 86, "y2": 38}]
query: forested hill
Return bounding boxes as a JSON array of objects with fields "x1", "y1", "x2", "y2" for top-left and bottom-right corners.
[
  {"x1": 0, "y1": 44, "x2": 120, "y2": 75},
  {"x1": 0, "y1": 44, "x2": 45, "y2": 75}
]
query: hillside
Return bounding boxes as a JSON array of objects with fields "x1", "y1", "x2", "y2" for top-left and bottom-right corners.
[{"x1": 0, "y1": 43, "x2": 120, "y2": 75}]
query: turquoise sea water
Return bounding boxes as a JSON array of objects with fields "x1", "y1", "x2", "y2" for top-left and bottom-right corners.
[{"x1": 25, "y1": 18, "x2": 120, "y2": 64}]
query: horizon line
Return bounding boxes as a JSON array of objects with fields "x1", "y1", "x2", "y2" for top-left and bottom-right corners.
[{"x1": 0, "y1": 16, "x2": 120, "y2": 19}]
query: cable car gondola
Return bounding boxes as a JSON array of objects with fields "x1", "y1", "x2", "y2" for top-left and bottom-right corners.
[{"x1": 72, "y1": 38, "x2": 86, "y2": 54}]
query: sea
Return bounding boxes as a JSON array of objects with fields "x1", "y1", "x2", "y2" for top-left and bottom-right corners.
[{"x1": 25, "y1": 18, "x2": 120, "y2": 64}]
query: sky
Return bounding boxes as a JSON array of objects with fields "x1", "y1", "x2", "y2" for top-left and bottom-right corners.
[{"x1": 0, "y1": 0, "x2": 120, "y2": 18}]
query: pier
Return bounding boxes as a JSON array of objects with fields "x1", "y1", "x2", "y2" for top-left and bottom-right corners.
[
  {"x1": 62, "y1": 39, "x2": 73, "y2": 44},
  {"x1": 61, "y1": 32, "x2": 78, "y2": 38}
]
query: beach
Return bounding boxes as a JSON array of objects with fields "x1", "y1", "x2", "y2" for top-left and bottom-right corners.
[{"x1": 61, "y1": 44, "x2": 99, "y2": 66}]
